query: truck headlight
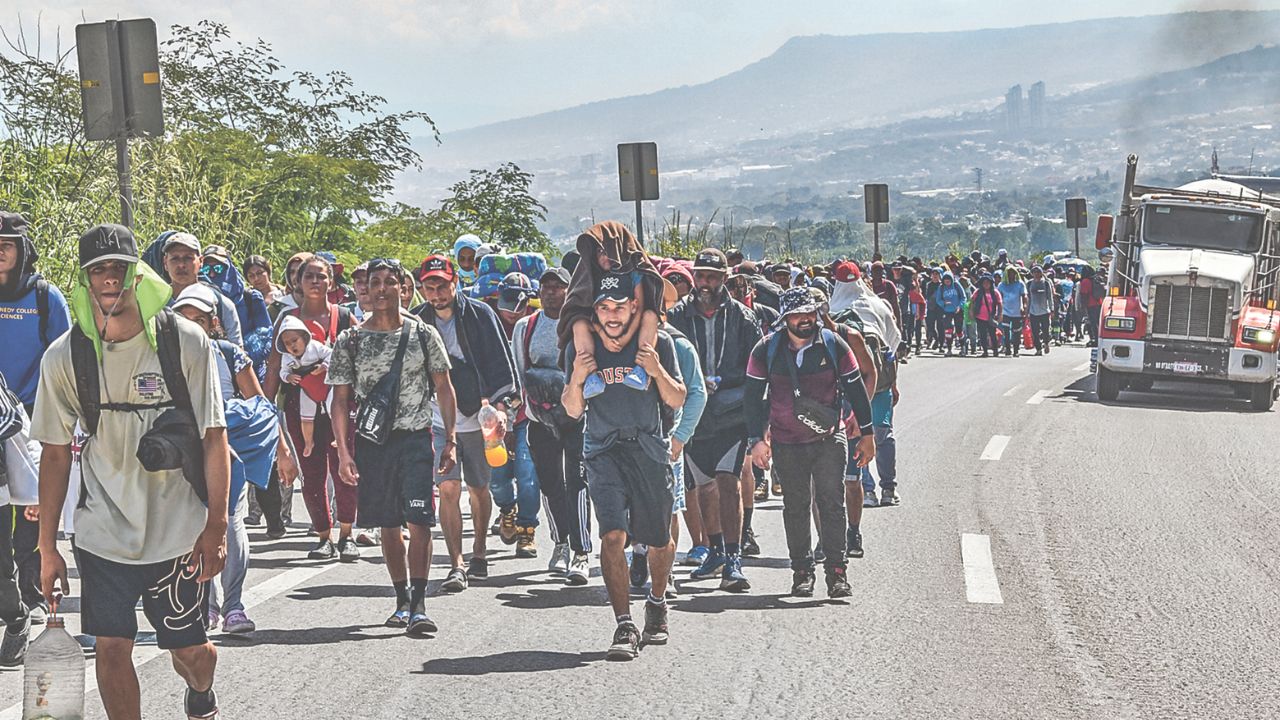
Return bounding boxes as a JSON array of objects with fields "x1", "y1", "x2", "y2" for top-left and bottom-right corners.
[
  {"x1": 1242, "y1": 326, "x2": 1276, "y2": 345},
  {"x1": 1103, "y1": 316, "x2": 1136, "y2": 332}
]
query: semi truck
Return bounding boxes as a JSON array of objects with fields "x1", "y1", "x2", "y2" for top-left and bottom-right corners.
[{"x1": 1094, "y1": 155, "x2": 1280, "y2": 411}]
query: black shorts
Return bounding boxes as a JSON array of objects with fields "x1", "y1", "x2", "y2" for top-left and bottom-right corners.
[
  {"x1": 585, "y1": 441, "x2": 673, "y2": 547},
  {"x1": 78, "y1": 549, "x2": 208, "y2": 650},
  {"x1": 356, "y1": 429, "x2": 436, "y2": 529},
  {"x1": 685, "y1": 428, "x2": 746, "y2": 486}
]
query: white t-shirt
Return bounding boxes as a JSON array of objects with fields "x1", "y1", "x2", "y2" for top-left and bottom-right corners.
[{"x1": 32, "y1": 316, "x2": 226, "y2": 564}]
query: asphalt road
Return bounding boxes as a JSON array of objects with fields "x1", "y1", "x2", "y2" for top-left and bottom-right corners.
[{"x1": 3, "y1": 342, "x2": 1278, "y2": 719}]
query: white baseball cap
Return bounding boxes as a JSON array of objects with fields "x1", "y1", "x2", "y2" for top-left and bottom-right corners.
[{"x1": 171, "y1": 284, "x2": 219, "y2": 315}]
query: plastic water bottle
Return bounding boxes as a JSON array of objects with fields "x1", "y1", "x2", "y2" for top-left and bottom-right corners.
[
  {"x1": 478, "y1": 404, "x2": 508, "y2": 468},
  {"x1": 23, "y1": 616, "x2": 85, "y2": 720}
]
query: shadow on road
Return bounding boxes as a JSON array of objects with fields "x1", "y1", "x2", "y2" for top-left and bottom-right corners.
[
  {"x1": 214, "y1": 623, "x2": 393, "y2": 647},
  {"x1": 672, "y1": 592, "x2": 827, "y2": 614},
  {"x1": 414, "y1": 649, "x2": 609, "y2": 675},
  {"x1": 287, "y1": 584, "x2": 396, "y2": 601},
  {"x1": 1059, "y1": 375, "x2": 1260, "y2": 413},
  {"x1": 495, "y1": 586, "x2": 610, "y2": 610}
]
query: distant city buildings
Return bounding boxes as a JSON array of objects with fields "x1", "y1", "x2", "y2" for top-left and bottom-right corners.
[
  {"x1": 1028, "y1": 81, "x2": 1046, "y2": 129},
  {"x1": 1005, "y1": 84, "x2": 1023, "y2": 133},
  {"x1": 1004, "y1": 81, "x2": 1046, "y2": 133}
]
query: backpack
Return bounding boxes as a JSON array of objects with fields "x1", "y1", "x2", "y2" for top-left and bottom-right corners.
[
  {"x1": 69, "y1": 308, "x2": 208, "y2": 502},
  {"x1": 214, "y1": 339, "x2": 244, "y2": 400},
  {"x1": 763, "y1": 327, "x2": 841, "y2": 378},
  {"x1": 520, "y1": 311, "x2": 572, "y2": 430},
  {"x1": 70, "y1": 308, "x2": 190, "y2": 435},
  {"x1": 763, "y1": 328, "x2": 843, "y2": 437},
  {"x1": 831, "y1": 308, "x2": 894, "y2": 396},
  {"x1": 1089, "y1": 275, "x2": 1107, "y2": 301},
  {"x1": 0, "y1": 372, "x2": 24, "y2": 443}
]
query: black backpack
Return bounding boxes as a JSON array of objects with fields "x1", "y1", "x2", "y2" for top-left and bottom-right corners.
[{"x1": 70, "y1": 308, "x2": 208, "y2": 501}]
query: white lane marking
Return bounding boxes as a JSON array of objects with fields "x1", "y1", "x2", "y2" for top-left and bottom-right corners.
[
  {"x1": 980, "y1": 435, "x2": 1011, "y2": 461},
  {"x1": 1002, "y1": 384, "x2": 1022, "y2": 397},
  {"x1": 0, "y1": 561, "x2": 343, "y2": 719},
  {"x1": 1026, "y1": 390, "x2": 1050, "y2": 405},
  {"x1": 1074, "y1": 362, "x2": 1091, "y2": 372},
  {"x1": 961, "y1": 533, "x2": 1005, "y2": 604}
]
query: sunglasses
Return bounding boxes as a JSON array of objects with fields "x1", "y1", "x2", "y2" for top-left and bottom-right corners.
[{"x1": 367, "y1": 258, "x2": 403, "y2": 272}]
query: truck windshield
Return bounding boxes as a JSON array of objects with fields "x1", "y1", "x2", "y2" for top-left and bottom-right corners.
[{"x1": 1143, "y1": 204, "x2": 1262, "y2": 253}]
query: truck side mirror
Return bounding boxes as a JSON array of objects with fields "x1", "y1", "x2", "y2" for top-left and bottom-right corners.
[{"x1": 1095, "y1": 214, "x2": 1114, "y2": 250}]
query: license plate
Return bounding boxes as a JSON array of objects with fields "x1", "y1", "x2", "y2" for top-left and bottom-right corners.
[{"x1": 1172, "y1": 361, "x2": 1201, "y2": 374}]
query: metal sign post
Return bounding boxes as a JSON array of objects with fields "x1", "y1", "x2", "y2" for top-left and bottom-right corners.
[
  {"x1": 864, "y1": 183, "x2": 889, "y2": 258},
  {"x1": 1066, "y1": 197, "x2": 1088, "y2": 257},
  {"x1": 618, "y1": 142, "x2": 659, "y2": 245},
  {"x1": 76, "y1": 18, "x2": 164, "y2": 228}
]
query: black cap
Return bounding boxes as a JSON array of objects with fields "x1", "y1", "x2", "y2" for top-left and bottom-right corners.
[
  {"x1": 594, "y1": 271, "x2": 634, "y2": 305},
  {"x1": 0, "y1": 212, "x2": 28, "y2": 239},
  {"x1": 693, "y1": 248, "x2": 729, "y2": 274},
  {"x1": 78, "y1": 224, "x2": 138, "y2": 269}
]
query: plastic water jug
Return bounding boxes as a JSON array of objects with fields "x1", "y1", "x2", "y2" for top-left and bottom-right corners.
[{"x1": 23, "y1": 616, "x2": 84, "y2": 720}]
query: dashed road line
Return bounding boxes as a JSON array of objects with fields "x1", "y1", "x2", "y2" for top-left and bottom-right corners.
[
  {"x1": 0, "y1": 560, "x2": 344, "y2": 720},
  {"x1": 961, "y1": 533, "x2": 1005, "y2": 604},
  {"x1": 980, "y1": 435, "x2": 1011, "y2": 461},
  {"x1": 1002, "y1": 384, "x2": 1023, "y2": 397},
  {"x1": 1026, "y1": 389, "x2": 1050, "y2": 405},
  {"x1": 1073, "y1": 361, "x2": 1091, "y2": 372}
]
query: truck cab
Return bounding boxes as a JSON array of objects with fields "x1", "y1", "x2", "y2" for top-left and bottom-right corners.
[{"x1": 1096, "y1": 158, "x2": 1280, "y2": 411}]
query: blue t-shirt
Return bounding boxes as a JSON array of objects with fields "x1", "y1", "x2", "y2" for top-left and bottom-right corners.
[
  {"x1": 998, "y1": 281, "x2": 1027, "y2": 318},
  {"x1": 0, "y1": 282, "x2": 72, "y2": 407},
  {"x1": 1056, "y1": 279, "x2": 1075, "y2": 304}
]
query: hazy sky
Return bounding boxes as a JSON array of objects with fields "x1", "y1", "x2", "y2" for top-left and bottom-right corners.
[{"x1": 11, "y1": 0, "x2": 1280, "y2": 131}]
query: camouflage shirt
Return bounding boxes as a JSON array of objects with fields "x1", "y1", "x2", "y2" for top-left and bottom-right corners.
[{"x1": 327, "y1": 315, "x2": 451, "y2": 431}]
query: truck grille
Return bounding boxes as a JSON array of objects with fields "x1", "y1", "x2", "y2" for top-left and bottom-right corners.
[{"x1": 1150, "y1": 284, "x2": 1231, "y2": 341}]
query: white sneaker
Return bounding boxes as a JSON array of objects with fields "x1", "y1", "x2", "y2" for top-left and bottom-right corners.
[
  {"x1": 355, "y1": 528, "x2": 381, "y2": 546},
  {"x1": 547, "y1": 542, "x2": 571, "y2": 575},
  {"x1": 567, "y1": 553, "x2": 590, "y2": 586}
]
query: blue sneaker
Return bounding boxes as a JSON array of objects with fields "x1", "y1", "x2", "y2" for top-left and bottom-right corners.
[
  {"x1": 622, "y1": 364, "x2": 650, "y2": 391},
  {"x1": 690, "y1": 548, "x2": 726, "y2": 580},
  {"x1": 720, "y1": 554, "x2": 750, "y2": 593},
  {"x1": 583, "y1": 372, "x2": 606, "y2": 399},
  {"x1": 684, "y1": 545, "x2": 709, "y2": 567}
]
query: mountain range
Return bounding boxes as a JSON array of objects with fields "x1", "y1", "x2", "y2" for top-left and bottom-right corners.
[{"x1": 419, "y1": 9, "x2": 1280, "y2": 171}]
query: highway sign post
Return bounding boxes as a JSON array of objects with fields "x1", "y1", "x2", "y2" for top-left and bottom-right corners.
[
  {"x1": 1066, "y1": 197, "x2": 1088, "y2": 257},
  {"x1": 618, "y1": 142, "x2": 659, "y2": 245},
  {"x1": 76, "y1": 18, "x2": 164, "y2": 228},
  {"x1": 864, "y1": 183, "x2": 889, "y2": 258}
]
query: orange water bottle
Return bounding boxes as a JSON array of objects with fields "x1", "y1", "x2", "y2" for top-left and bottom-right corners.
[{"x1": 479, "y1": 404, "x2": 508, "y2": 467}]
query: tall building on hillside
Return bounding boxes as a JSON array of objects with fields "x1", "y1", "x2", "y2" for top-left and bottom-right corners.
[
  {"x1": 1005, "y1": 84, "x2": 1023, "y2": 133},
  {"x1": 1028, "y1": 81, "x2": 1046, "y2": 129}
]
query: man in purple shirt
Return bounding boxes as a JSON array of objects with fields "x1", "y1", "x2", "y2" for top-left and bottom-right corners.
[{"x1": 744, "y1": 287, "x2": 875, "y2": 599}]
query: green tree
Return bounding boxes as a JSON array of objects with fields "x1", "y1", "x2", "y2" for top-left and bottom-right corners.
[
  {"x1": 422, "y1": 162, "x2": 552, "y2": 255},
  {"x1": 0, "y1": 19, "x2": 439, "y2": 286}
]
